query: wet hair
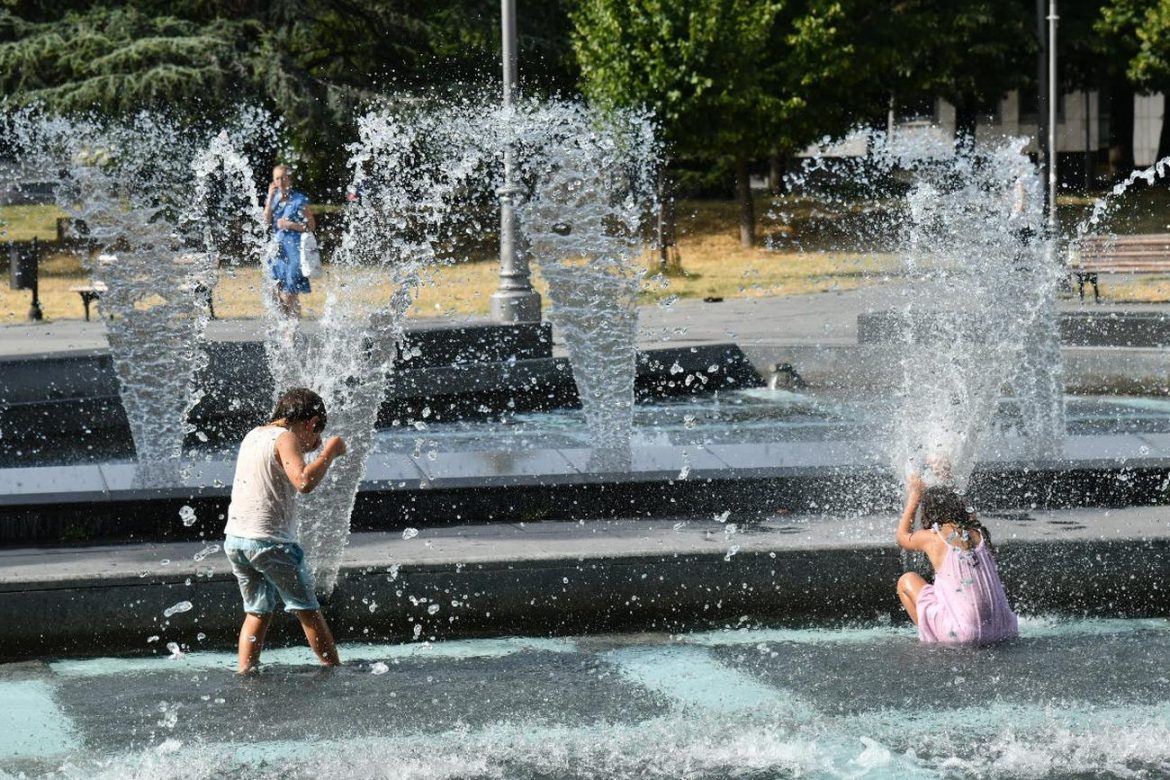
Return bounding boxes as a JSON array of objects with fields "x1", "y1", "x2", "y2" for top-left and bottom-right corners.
[
  {"x1": 920, "y1": 487, "x2": 992, "y2": 549},
  {"x1": 270, "y1": 387, "x2": 326, "y2": 430}
]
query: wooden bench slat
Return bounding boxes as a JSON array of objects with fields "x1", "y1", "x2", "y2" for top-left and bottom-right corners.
[{"x1": 1068, "y1": 233, "x2": 1170, "y2": 301}]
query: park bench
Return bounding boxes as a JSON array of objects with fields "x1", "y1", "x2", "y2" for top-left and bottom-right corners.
[
  {"x1": 69, "y1": 254, "x2": 217, "y2": 321},
  {"x1": 1066, "y1": 233, "x2": 1170, "y2": 302},
  {"x1": 68, "y1": 280, "x2": 108, "y2": 321}
]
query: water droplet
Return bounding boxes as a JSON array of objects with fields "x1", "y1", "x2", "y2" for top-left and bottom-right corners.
[
  {"x1": 427, "y1": 603, "x2": 440, "y2": 615},
  {"x1": 178, "y1": 506, "x2": 197, "y2": 526},
  {"x1": 402, "y1": 528, "x2": 419, "y2": 540},
  {"x1": 192, "y1": 543, "x2": 219, "y2": 562},
  {"x1": 370, "y1": 661, "x2": 390, "y2": 675},
  {"x1": 163, "y1": 601, "x2": 193, "y2": 618}
]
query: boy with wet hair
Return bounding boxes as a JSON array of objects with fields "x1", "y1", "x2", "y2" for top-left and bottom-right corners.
[{"x1": 223, "y1": 387, "x2": 347, "y2": 673}]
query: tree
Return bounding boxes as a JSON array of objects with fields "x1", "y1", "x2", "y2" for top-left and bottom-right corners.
[
  {"x1": 0, "y1": 1, "x2": 580, "y2": 194},
  {"x1": 1098, "y1": 0, "x2": 1170, "y2": 163},
  {"x1": 0, "y1": 7, "x2": 265, "y2": 114},
  {"x1": 887, "y1": 1, "x2": 1036, "y2": 145},
  {"x1": 574, "y1": 0, "x2": 883, "y2": 249}
]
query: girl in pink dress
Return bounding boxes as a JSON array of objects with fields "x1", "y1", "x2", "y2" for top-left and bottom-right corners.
[{"x1": 895, "y1": 474, "x2": 1018, "y2": 644}]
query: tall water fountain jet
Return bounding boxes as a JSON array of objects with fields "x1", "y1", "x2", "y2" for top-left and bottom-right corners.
[
  {"x1": 3, "y1": 110, "x2": 239, "y2": 484},
  {"x1": 788, "y1": 131, "x2": 1065, "y2": 486},
  {"x1": 189, "y1": 97, "x2": 661, "y2": 591},
  {"x1": 520, "y1": 105, "x2": 659, "y2": 462},
  {"x1": 265, "y1": 103, "x2": 495, "y2": 593}
]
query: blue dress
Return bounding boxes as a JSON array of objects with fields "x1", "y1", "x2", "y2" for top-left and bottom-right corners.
[{"x1": 268, "y1": 189, "x2": 311, "y2": 294}]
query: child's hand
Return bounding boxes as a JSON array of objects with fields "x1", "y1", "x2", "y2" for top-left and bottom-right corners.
[{"x1": 907, "y1": 471, "x2": 925, "y2": 497}]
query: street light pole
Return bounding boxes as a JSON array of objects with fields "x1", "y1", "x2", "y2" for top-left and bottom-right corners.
[
  {"x1": 1047, "y1": 0, "x2": 1059, "y2": 243},
  {"x1": 490, "y1": 0, "x2": 542, "y2": 324}
]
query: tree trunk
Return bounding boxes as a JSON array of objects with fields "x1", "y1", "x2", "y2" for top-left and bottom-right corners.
[
  {"x1": 954, "y1": 102, "x2": 978, "y2": 152},
  {"x1": 736, "y1": 156, "x2": 755, "y2": 248},
  {"x1": 768, "y1": 152, "x2": 786, "y2": 194},
  {"x1": 655, "y1": 173, "x2": 681, "y2": 273},
  {"x1": 1107, "y1": 78, "x2": 1135, "y2": 178}
]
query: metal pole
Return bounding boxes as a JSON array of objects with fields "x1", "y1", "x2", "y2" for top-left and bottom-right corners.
[
  {"x1": 27, "y1": 236, "x2": 42, "y2": 321},
  {"x1": 1047, "y1": 0, "x2": 1059, "y2": 242},
  {"x1": 1036, "y1": 0, "x2": 1048, "y2": 214},
  {"x1": 490, "y1": 0, "x2": 542, "y2": 324},
  {"x1": 1084, "y1": 89, "x2": 1092, "y2": 191}
]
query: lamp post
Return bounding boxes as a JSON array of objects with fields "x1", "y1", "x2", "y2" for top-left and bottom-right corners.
[
  {"x1": 1047, "y1": 0, "x2": 1059, "y2": 243},
  {"x1": 489, "y1": 0, "x2": 542, "y2": 324}
]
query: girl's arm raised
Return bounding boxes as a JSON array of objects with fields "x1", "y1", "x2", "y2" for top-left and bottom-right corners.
[{"x1": 895, "y1": 473, "x2": 927, "y2": 551}]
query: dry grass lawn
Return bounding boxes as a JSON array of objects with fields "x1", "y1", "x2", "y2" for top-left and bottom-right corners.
[{"x1": 3, "y1": 198, "x2": 1169, "y2": 323}]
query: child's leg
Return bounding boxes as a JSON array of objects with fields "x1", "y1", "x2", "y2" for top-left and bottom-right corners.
[
  {"x1": 294, "y1": 609, "x2": 340, "y2": 666},
  {"x1": 238, "y1": 612, "x2": 273, "y2": 673},
  {"x1": 277, "y1": 290, "x2": 300, "y2": 319},
  {"x1": 897, "y1": 572, "x2": 928, "y2": 624}
]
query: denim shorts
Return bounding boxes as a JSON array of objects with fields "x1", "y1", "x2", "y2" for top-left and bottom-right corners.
[{"x1": 224, "y1": 535, "x2": 320, "y2": 614}]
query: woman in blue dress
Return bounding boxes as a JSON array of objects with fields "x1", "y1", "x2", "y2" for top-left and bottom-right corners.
[{"x1": 263, "y1": 165, "x2": 316, "y2": 319}]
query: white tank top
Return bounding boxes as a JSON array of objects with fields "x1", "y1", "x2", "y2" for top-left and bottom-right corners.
[{"x1": 224, "y1": 426, "x2": 298, "y2": 542}]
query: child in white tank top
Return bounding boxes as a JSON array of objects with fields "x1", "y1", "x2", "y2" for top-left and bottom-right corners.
[{"x1": 223, "y1": 387, "x2": 347, "y2": 673}]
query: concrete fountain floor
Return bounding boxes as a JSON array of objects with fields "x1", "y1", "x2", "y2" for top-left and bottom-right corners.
[
  {"x1": 2, "y1": 288, "x2": 1170, "y2": 653},
  {"x1": 5, "y1": 617, "x2": 1170, "y2": 778}
]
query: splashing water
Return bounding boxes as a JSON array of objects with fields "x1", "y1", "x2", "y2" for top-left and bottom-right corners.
[
  {"x1": 786, "y1": 130, "x2": 1065, "y2": 488},
  {"x1": 243, "y1": 98, "x2": 660, "y2": 593},
  {"x1": 4, "y1": 107, "x2": 278, "y2": 485},
  {"x1": 267, "y1": 101, "x2": 503, "y2": 593},
  {"x1": 520, "y1": 104, "x2": 660, "y2": 460}
]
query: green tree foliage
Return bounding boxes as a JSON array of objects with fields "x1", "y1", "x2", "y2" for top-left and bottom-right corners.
[
  {"x1": 0, "y1": 7, "x2": 263, "y2": 114},
  {"x1": 886, "y1": 1, "x2": 1035, "y2": 141},
  {"x1": 1096, "y1": 0, "x2": 1170, "y2": 89},
  {"x1": 1097, "y1": 0, "x2": 1170, "y2": 161},
  {"x1": 573, "y1": 0, "x2": 888, "y2": 247},
  {"x1": 0, "y1": 1, "x2": 578, "y2": 194}
]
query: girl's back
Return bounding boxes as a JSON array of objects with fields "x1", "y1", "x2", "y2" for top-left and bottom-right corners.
[{"x1": 916, "y1": 524, "x2": 1017, "y2": 644}]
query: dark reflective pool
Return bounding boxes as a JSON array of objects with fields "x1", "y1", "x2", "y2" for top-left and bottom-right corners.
[{"x1": 369, "y1": 391, "x2": 1170, "y2": 455}]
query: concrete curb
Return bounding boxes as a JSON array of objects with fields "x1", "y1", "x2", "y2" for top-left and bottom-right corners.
[{"x1": 2, "y1": 509, "x2": 1168, "y2": 660}]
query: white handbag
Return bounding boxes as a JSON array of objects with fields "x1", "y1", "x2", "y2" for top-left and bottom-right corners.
[{"x1": 300, "y1": 232, "x2": 322, "y2": 278}]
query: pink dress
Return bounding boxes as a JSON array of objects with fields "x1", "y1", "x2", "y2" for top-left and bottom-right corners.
[{"x1": 916, "y1": 525, "x2": 1019, "y2": 644}]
